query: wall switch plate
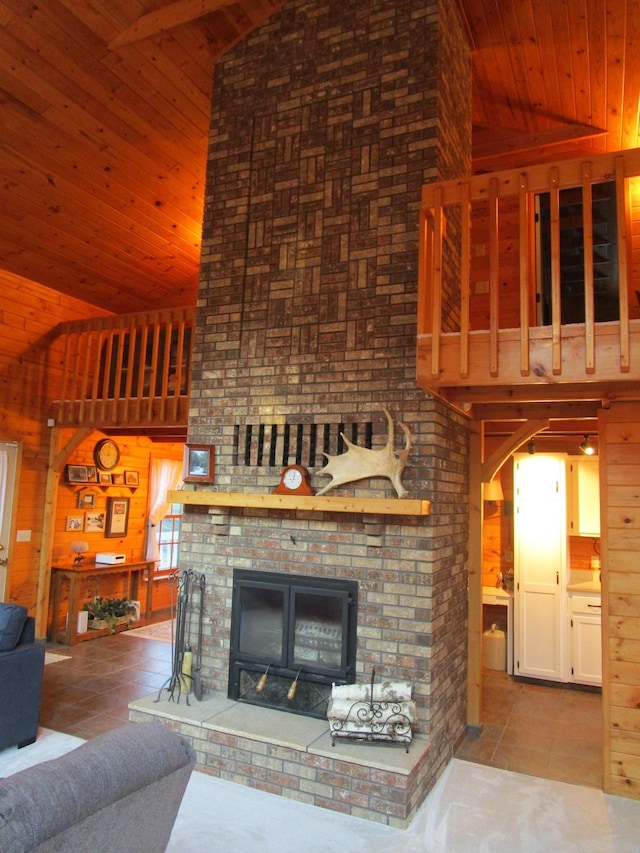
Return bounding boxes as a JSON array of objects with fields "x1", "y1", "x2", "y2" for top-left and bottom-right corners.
[{"x1": 16, "y1": 529, "x2": 31, "y2": 542}]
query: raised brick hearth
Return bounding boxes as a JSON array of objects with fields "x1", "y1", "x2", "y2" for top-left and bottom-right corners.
[{"x1": 132, "y1": 0, "x2": 473, "y2": 823}]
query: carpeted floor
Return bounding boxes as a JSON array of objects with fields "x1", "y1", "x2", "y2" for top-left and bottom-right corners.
[{"x1": 2, "y1": 727, "x2": 640, "y2": 851}]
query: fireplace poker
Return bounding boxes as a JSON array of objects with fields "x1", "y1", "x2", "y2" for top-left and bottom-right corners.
[
  {"x1": 191, "y1": 571, "x2": 205, "y2": 700},
  {"x1": 155, "y1": 569, "x2": 192, "y2": 705}
]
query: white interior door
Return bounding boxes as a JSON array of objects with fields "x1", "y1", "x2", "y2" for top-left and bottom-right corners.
[
  {"x1": 514, "y1": 453, "x2": 567, "y2": 681},
  {"x1": 0, "y1": 442, "x2": 20, "y2": 601}
]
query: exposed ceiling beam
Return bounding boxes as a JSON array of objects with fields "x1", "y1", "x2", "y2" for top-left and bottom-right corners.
[
  {"x1": 473, "y1": 402, "x2": 602, "y2": 422},
  {"x1": 472, "y1": 122, "x2": 607, "y2": 167},
  {"x1": 481, "y1": 420, "x2": 549, "y2": 482},
  {"x1": 109, "y1": 0, "x2": 235, "y2": 49}
]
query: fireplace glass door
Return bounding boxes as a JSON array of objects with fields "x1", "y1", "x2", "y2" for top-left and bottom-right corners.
[{"x1": 229, "y1": 570, "x2": 357, "y2": 718}]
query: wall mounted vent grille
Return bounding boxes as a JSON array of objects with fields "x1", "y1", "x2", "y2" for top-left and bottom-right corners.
[{"x1": 233, "y1": 421, "x2": 373, "y2": 469}]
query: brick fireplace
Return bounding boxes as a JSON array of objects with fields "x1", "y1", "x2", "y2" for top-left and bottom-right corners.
[{"x1": 131, "y1": 0, "x2": 472, "y2": 826}]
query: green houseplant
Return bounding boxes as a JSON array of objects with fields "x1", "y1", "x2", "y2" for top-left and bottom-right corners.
[{"x1": 83, "y1": 597, "x2": 137, "y2": 633}]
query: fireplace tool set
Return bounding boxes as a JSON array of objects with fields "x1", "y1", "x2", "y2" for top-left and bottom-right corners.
[{"x1": 155, "y1": 568, "x2": 205, "y2": 705}]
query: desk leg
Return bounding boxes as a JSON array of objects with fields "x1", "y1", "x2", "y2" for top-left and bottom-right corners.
[
  {"x1": 49, "y1": 572, "x2": 62, "y2": 642},
  {"x1": 66, "y1": 573, "x2": 78, "y2": 645},
  {"x1": 144, "y1": 565, "x2": 153, "y2": 620}
]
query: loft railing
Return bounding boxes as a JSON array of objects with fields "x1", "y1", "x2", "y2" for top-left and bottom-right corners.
[
  {"x1": 50, "y1": 307, "x2": 195, "y2": 428},
  {"x1": 417, "y1": 148, "x2": 640, "y2": 405}
]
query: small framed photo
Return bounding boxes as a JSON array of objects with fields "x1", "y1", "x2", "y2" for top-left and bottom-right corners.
[
  {"x1": 112, "y1": 472, "x2": 125, "y2": 486},
  {"x1": 66, "y1": 516, "x2": 84, "y2": 532},
  {"x1": 105, "y1": 497, "x2": 130, "y2": 538},
  {"x1": 99, "y1": 473, "x2": 112, "y2": 486},
  {"x1": 77, "y1": 491, "x2": 95, "y2": 509},
  {"x1": 85, "y1": 511, "x2": 106, "y2": 533},
  {"x1": 183, "y1": 444, "x2": 215, "y2": 484},
  {"x1": 66, "y1": 465, "x2": 89, "y2": 484},
  {"x1": 87, "y1": 466, "x2": 98, "y2": 482},
  {"x1": 124, "y1": 470, "x2": 139, "y2": 486}
]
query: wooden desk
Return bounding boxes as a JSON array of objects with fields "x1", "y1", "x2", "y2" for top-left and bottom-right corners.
[{"x1": 49, "y1": 560, "x2": 154, "y2": 645}]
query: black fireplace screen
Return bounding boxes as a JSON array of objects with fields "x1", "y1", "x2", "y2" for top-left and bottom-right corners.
[{"x1": 229, "y1": 570, "x2": 358, "y2": 718}]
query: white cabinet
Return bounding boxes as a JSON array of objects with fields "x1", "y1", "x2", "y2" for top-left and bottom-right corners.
[
  {"x1": 569, "y1": 593, "x2": 602, "y2": 686},
  {"x1": 514, "y1": 453, "x2": 568, "y2": 682},
  {"x1": 567, "y1": 457, "x2": 600, "y2": 537}
]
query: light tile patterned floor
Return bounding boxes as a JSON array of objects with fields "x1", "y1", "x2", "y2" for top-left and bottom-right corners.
[{"x1": 456, "y1": 668, "x2": 603, "y2": 788}]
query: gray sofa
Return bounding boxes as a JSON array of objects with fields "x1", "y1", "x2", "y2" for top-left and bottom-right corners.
[
  {"x1": 0, "y1": 721, "x2": 196, "y2": 852},
  {"x1": 0, "y1": 604, "x2": 45, "y2": 752}
]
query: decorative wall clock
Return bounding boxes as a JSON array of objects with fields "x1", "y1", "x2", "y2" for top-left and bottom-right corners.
[{"x1": 94, "y1": 438, "x2": 120, "y2": 471}]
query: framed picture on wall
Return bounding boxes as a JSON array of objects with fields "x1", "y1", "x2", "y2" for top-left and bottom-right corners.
[
  {"x1": 105, "y1": 497, "x2": 129, "y2": 538},
  {"x1": 85, "y1": 511, "x2": 106, "y2": 533},
  {"x1": 76, "y1": 491, "x2": 95, "y2": 509},
  {"x1": 183, "y1": 444, "x2": 215, "y2": 484},
  {"x1": 124, "y1": 470, "x2": 139, "y2": 486},
  {"x1": 99, "y1": 473, "x2": 112, "y2": 485},
  {"x1": 65, "y1": 465, "x2": 89, "y2": 484},
  {"x1": 66, "y1": 516, "x2": 84, "y2": 532}
]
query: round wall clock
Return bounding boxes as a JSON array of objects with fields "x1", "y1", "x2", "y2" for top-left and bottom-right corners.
[
  {"x1": 94, "y1": 438, "x2": 120, "y2": 471},
  {"x1": 273, "y1": 465, "x2": 314, "y2": 495}
]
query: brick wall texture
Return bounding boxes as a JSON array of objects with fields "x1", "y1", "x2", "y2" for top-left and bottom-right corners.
[{"x1": 180, "y1": 0, "x2": 473, "y2": 820}]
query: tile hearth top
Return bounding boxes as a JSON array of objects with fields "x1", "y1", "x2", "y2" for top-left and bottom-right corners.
[{"x1": 129, "y1": 692, "x2": 428, "y2": 775}]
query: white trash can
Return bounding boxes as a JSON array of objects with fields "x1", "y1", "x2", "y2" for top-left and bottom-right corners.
[{"x1": 482, "y1": 622, "x2": 506, "y2": 671}]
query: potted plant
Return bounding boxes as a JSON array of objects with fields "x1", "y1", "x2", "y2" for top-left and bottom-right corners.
[{"x1": 83, "y1": 597, "x2": 137, "y2": 633}]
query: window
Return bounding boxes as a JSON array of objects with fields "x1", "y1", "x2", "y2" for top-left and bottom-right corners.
[{"x1": 156, "y1": 502, "x2": 182, "y2": 571}]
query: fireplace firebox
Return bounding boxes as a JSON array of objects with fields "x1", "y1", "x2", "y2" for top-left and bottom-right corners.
[{"x1": 229, "y1": 570, "x2": 358, "y2": 718}]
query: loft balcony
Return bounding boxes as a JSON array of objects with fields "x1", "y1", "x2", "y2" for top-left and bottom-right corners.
[
  {"x1": 49, "y1": 306, "x2": 194, "y2": 434},
  {"x1": 417, "y1": 149, "x2": 640, "y2": 413}
]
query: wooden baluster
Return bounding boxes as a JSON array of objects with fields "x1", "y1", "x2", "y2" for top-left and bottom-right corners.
[
  {"x1": 616, "y1": 155, "x2": 630, "y2": 372},
  {"x1": 134, "y1": 320, "x2": 150, "y2": 422},
  {"x1": 549, "y1": 167, "x2": 562, "y2": 374},
  {"x1": 416, "y1": 198, "x2": 431, "y2": 337},
  {"x1": 518, "y1": 172, "x2": 531, "y2": 376},
  {"x1": 122, "y1": 321, "x2": 137, "y2": 423},
  {"x1": 89, "y1": 324, "x2": 107, "y2": 424},
  {"x1": 489, "y1": 177, "x2": 499, "y2": 377},
  {"x1": 460, "y1": 181, "x2": 471, "y2": 379},
  {"x1": 57, "y1": 326, "x2": 73, "y2": 424},
  {"x1": 77, "y1": 330, "x2": 92, "y2": 423},
  {"x1": 431, "y1": 187, "x2": 444, "y2": 381},
  {"x1": 582, "y1": 162, "x2": 595, "y2": 374},
  {"x1": 146, "y1": 316, "x2": 161, "y2": 421}
]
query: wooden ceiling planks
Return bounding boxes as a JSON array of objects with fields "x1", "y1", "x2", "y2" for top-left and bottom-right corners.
[{"x1": 0, "y1": 0, "x2": 638, "y2": 312}]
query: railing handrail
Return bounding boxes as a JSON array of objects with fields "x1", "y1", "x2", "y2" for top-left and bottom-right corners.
[
  {"x1": 51, "y1": 306, "x2": 196, "y2": 428},
  {"x1": 418, "y1": 149, "x2": 640, "y2": 392}
]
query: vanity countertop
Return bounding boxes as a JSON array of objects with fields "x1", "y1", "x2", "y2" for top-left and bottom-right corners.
[{"x1": 567, "y1": 580, "x2": 601, "y2": 594}]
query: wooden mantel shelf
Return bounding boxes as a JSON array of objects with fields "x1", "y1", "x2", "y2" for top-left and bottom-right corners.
[{"x1": 167, "y1": 490, "x2": 430, "y2": 516}]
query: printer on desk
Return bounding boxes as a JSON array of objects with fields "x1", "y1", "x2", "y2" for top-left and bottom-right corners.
[{"x1": 95, "y1": 552, "x2": 126, "y2": 565}]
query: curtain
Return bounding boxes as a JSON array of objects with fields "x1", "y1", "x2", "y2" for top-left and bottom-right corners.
[{"x1": 145, "y1": 457, "x2": 183, "y2": 562}]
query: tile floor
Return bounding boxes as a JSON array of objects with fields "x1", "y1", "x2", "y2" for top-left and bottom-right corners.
[
  {"x1": 455, "y1": 667, "x2": 603, "y2": 788},
  {"x1": 42, "y1": 628, "x2": 173, "y2": 740},
  {"x1": 43, "y1": 632, "x2": 604, "y2": 790}
]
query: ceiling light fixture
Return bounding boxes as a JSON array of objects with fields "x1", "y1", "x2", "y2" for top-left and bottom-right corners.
[{"x1": 579, "y1": 435, "x2": 595, "y2": 456}]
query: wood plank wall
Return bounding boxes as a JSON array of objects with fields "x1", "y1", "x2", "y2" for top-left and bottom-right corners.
[
  {"x1": 0, "y1": 270, "x2": 181, "y2": 621},
  {"x1": 0, "y1": 271, "x2": 103, "y2": 608},
  {"x1": 600, "y1": 402, "x2": 640, "y2": 798},
  {"x1": 53, "y1": 431, "x2": 183, "y2": 618}
]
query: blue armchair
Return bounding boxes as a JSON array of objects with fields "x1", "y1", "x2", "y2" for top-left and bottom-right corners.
[{"x1": 0, "y1": 604, "x2": 45, "y2": 751}]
